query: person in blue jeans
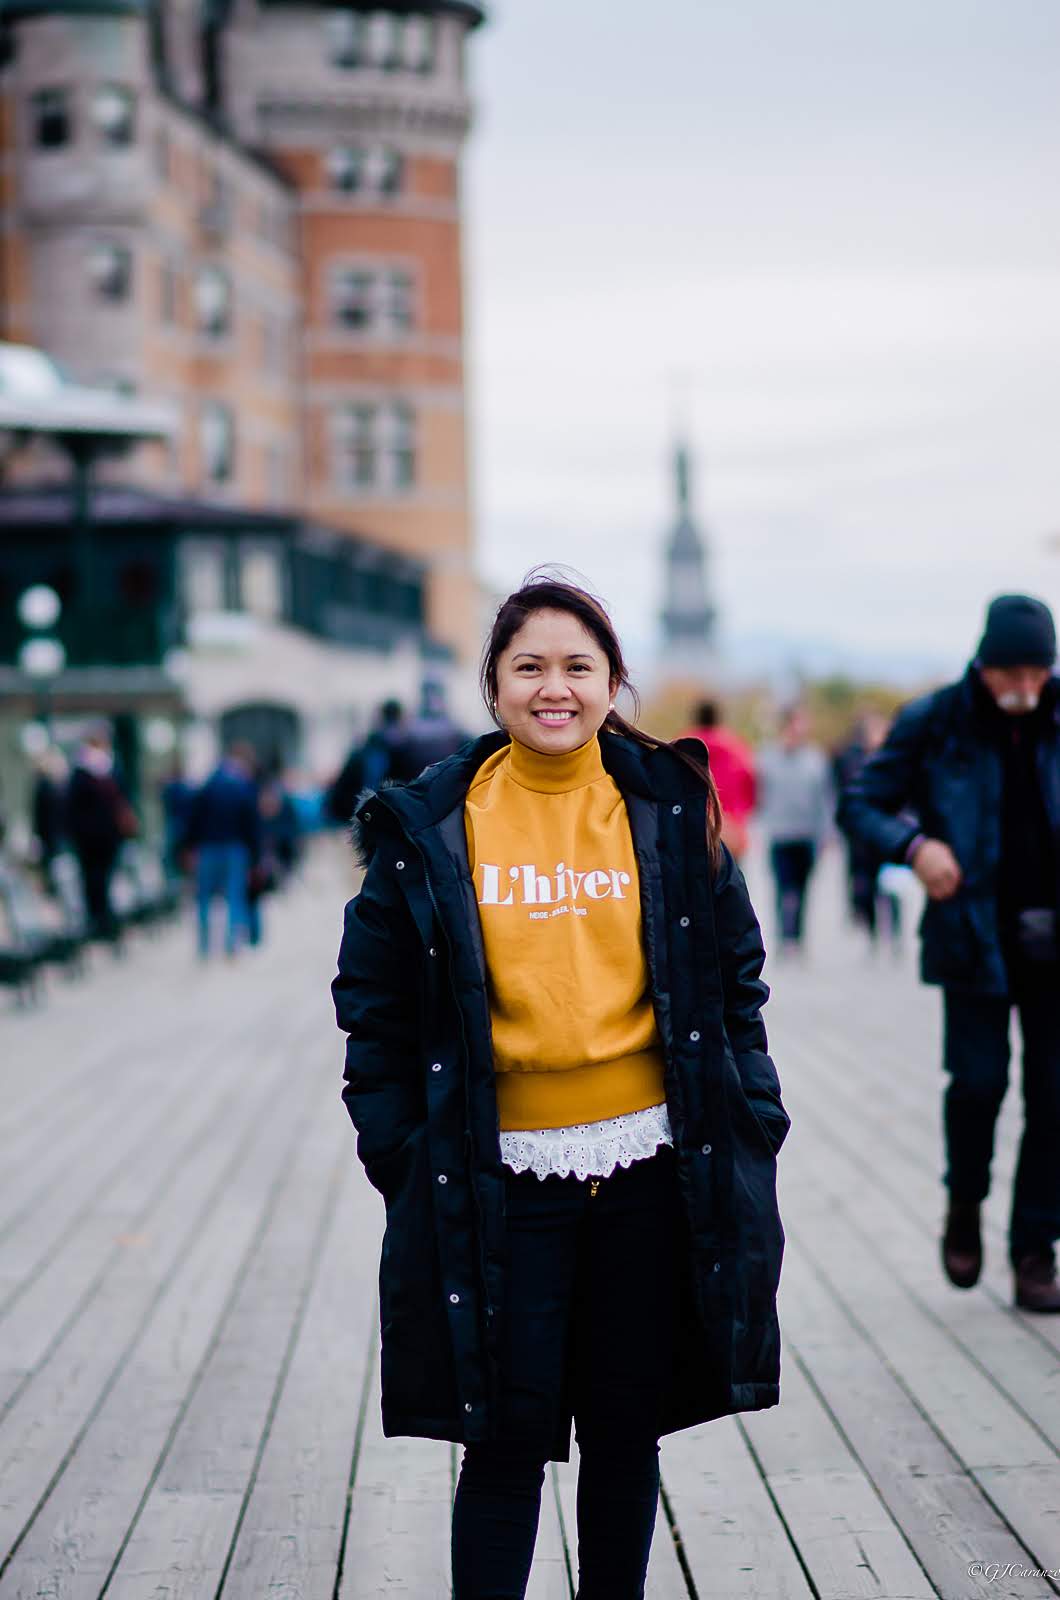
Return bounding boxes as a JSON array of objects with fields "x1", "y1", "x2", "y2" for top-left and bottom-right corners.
[{"x1": 183, "y1": 743, "x2": 261, "y2": 957}]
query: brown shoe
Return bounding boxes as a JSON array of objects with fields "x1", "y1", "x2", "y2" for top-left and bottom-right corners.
[
  {"x1": 941, "y1": 1200, "x2": 982, "y2": 1289},
  {"x1": 1014, "y1": 1250, "x2": 1060, "y2": 1313}
]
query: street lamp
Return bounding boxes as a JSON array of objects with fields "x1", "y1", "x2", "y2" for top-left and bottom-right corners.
[
  {"x1": 18, "y1": 583, "x2": 65, "y2": 735},
  {"x1": 17, "y1": 583, "x2": 62, "y2": 631}
]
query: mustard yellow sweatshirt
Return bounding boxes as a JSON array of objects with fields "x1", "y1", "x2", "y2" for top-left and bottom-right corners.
[{"x1": 464, "y1": 735, "x2": 666, "y2": 1131}]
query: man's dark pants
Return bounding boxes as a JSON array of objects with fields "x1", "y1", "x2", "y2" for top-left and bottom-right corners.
[{"x1": 943, "y1": 984, "x2": 1060, "y2": 1263}]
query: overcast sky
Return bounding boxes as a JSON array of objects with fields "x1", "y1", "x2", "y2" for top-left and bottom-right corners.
[{"x1": 464, "y1": 0, "x2": 1060, "y2": 684}]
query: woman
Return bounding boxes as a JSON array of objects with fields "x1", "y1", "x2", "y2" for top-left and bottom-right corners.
[{"x1": 333, "y1": 575, "x2": 789, "y2": 1599}]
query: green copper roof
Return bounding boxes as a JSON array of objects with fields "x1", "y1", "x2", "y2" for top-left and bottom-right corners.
[
  {"x1": 0, "y1": 0, "x2": 150, "y2": 18},
  {"x1": 261, "y1": 0, "x2": 485, "y2": 24}
]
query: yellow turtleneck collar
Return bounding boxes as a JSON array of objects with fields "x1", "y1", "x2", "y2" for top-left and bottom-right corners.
[{"x1": 505, "y1": 733, "x2": 606, "y2": 794}]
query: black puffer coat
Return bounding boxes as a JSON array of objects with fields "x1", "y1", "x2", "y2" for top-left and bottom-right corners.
[
  {"x1": 837, "y1": 667, "x2": 1060, "y2": 995},
  {"x1": 332, "y1": 730, "x2": 789, "y2": 1459}
]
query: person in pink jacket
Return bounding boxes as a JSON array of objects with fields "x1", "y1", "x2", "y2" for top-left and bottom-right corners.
[{"x1": 683, "y1": 700, "x2": 757, "y2": 860}]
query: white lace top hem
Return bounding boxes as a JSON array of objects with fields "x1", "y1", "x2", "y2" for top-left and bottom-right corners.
[{"x1": 499, "y1": 1102, "x2": 673, "y2": 1182}]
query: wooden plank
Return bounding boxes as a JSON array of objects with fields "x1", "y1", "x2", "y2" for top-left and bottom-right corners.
[
  {"x1": 777, "y1": 1033, "x2": 1060, "y2": 1451},
  {"x1": 660, "y1": 1415, "x2": 815, "y2": 1599},
  {"x1": 0, "y1": 1018, "x2": 254, "y2": 1356},
  {"x1": 95, "y1": 1049, "x2": 346, "y2": 1599},
  {"x1": 337, "y1": 1361, "x2": 452, "y2": 1600},
  {"x1": 217, "y1": 1161, "x2": 381, "y2": 1600},
  {"x1": 740, "y1": 1354, "x2": 935, "y2": 1600},
  {"x1": 0, "y1": 1006, "x2": 324, "y2": 1588},
  {"x1": 779, "y1": 1246, "x2": 1056, "y2": 1600}
]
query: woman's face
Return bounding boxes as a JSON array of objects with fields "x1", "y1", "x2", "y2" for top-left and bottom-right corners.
[{"x1": 495, "y1": 608, "x2": 616, "y2": 756}]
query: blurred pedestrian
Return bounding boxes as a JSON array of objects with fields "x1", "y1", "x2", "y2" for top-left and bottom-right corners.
[
  {"x1": 386, "y1": 679, "x2": 468, "y2": 782},
  {"x1": 325, "y1": 699, "x2": 406, "y2": 826},
  {"x1": 30, "y1": 747, "x2": 69, "y2": 892},
  {"x1": 184, "y1": 742, "x2": 261, "y2": 958},
  {"x1": 245, "y1": 768, "x2": 301, "y2": 947},
  {"x1": 160, "y1": 760, "x2": 194, "y2": 886},
  {"x1": 334, "y1": 575, "x2": 789, "y2": 1599},
  {"x1": 757, "y1": 705, "x2": 832, "y2": 950},
  {"x1": 66, "y1": 724, "x2": 136, "y2": 941},
  {"x1": 833, "y1": 712, "x2": 903, "y2": 947},
  {"x1": 838, "y1": 594, "x2": 1060, "y2": 1312},
  {"x1": 682, "y1": 698, "x2": 756, "y2": 860}
]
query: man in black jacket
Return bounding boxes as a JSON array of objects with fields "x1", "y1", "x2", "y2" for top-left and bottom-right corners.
[{"x1": 838, "y1": 595, "x2": 1060, "y2": 1312}]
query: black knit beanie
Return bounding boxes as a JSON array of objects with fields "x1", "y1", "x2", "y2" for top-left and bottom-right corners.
[{"x1": 977, "y1": 594, "x2": 1056, "y2": 668}]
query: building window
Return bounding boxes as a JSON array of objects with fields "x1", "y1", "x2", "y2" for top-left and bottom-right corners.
[
  {"x1": 200, "y1": 402, "x2": 235, "y2": 482},
  {"x1": 194, "y1": 264, "x2": 231, "y2": 336},
  {"x1": 182, "y1": 543, "x2": 225, "y2": 612},
  {"x1": 366, "y1": 145, "x2": 403, "y2": 196},
  {"x1": 325, "y1": 8, "x2": 362, "y2": 67},
  {"x1": 200, "y1": 167, "x2": 231, "y2": 235},
  {"x1": 403, "y1": 16, "x2": 436, "y2": 72},
  {"x1": 32, "y1": 87, "x2": 72, "y2": 148},
  {"x1": 90, "y1": 84, "x2": 135, "y2": 145},
  {"x1": 335, "y1": 400, "x2": 415, "y2": 490},
  {"x1": 386, "y1": 400, "x2": 416, "y2": 488},
  {"x1": 366, "y1": 10, "x2": 401, "y2": 69},
  {"x1": 331, "y1": 267, "x2": 375, "y2": 330},
  {"x1": 87, "y1": 240, "x2": 132, "y2": 300},
  {"x1": 326, "y1": 143, "x2": 402, "y2": 196},
  {"x1": 383, "y1": 269, "x2": 415, "y2": 334},
  {"x1": 242, "y1": 546, "x2": 283, "y2": 619}
]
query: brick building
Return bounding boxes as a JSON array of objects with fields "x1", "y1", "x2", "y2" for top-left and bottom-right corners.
[{"x1": 0, "y1": 0, "x2": 483, "y2": 677}]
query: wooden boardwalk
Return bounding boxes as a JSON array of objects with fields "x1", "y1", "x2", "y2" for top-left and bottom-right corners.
[{"x1": 1, "y1": 841, "x2": 1058, "y2": 1599}]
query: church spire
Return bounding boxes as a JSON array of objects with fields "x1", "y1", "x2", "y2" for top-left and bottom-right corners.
[{"x1": 659, "y1": 435, "x2": 717, "y2": 676}]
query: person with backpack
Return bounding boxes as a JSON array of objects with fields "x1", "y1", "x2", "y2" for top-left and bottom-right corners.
[
  {"x1": 333, "y1": 575, "x2": 789, "y2": 1598},
  {"x1": 325, "y1": 699, "x2": 406, "y2": 826},
  {"x1": 838, "y1": 594, "x2": 1060, "y2": 1312}
]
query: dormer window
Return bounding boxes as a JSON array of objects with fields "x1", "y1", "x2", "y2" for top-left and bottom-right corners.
[
  {"x1": 325, "y1": 9, "x2": 362, "y2": 67},
  {"x1": 90, "y1": 85, "x2": 135, "y2": 146},
  {"x1": 87, "y1": 240, "x2": 132, "y2": 300},
  {"x1": 403, "y1": 16, "x2": 436, "y2": 72},
  {"x1": 366, "y1": 10, "x2": 401, "y2": 69},
  {"x1": 32, "y1": 87, "x2": 71, "y2": 149}
]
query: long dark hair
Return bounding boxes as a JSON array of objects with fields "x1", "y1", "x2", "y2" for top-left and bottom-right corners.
[{"x1": 480, "y1": 571, "x2": 723, "y2": 864}]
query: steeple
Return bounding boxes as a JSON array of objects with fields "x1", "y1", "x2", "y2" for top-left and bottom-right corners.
[{"x1": 659, "y1": 437, "x2": 717, "y2": 674}]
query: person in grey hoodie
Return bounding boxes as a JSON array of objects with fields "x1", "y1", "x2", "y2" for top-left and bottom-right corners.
[{"x1": 757, "y1": 705, "x2": 833, "y2": 949}]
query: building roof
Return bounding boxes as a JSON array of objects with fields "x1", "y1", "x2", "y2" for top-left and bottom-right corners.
[
  {"x1": 258, "y1": 0, "x2": 486, "y2": 25},
  {"x1": 0, "y1": 483, "x2": 300, "y2": 531},
  {"x1": 0, "y1": 0, "x2": 148, "y2": 18},
  {"x1": 0, "y1": 484, "x2": 427, "y2": 576},
  {"x1": 0, "y1": 344, "x2": 176, "y2": 442}
]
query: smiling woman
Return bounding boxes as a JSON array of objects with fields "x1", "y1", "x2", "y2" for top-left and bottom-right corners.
[{"x1": 332, "y1": 570, "x2": 790, "y2": 1600}]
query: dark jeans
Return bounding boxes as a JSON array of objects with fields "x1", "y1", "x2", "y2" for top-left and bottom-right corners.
[
  {"x1": 451, "y1": 1148, "x2": 683, "y2": 1600},
  {"x1": 770, "y1": 839, "x2": 816, "y2": 943},
  {"x1": 943, "y1": 987, "x2": 1060, "y2": 1262},
  {"x1": 75, "y1": 845, "x2": 119, "y2": 940}
]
